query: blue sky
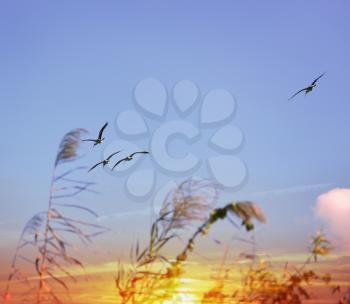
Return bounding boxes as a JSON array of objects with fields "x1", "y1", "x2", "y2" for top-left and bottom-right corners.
[{"x1": 1, "y1": 0, "x2": 350, "y2": 262}]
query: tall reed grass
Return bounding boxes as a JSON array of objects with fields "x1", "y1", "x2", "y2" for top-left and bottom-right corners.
[{"x1": 3, "y1": 129, "x2": 106, "y2": 304}]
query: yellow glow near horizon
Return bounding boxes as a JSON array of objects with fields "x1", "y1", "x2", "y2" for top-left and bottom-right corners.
[{"x1": 163, "y1": 292, "x2": 199, "y2": 304}]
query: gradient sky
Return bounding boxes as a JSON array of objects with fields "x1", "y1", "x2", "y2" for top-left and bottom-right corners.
[{"x1": 1, "y1": 0, "x2": 350, "y2": 278}]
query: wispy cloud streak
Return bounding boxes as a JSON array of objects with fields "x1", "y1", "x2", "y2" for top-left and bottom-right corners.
[
  {"x1": 97, "y1": 207, "x2": 153, "y2": 222},
  {"x1": 251, "y1": 182, "x2": 334, "y2": 197}
]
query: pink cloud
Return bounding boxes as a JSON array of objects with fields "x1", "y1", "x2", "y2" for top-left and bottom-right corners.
[{"x1": 315, "y1": 188, "x2": 350, "y2": 247}]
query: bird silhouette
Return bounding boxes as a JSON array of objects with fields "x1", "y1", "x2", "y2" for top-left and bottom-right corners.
[
  {"x1": 289, "y1": 73, "x2": 325, "y2": 101},
  {"x1": 88, "y1": 150, "x2": 122, "y2": 172},
  {"x1": 112, "y1": 151, "x2": 149, "y2": 170},
  {"x1": 82, "y1": 122, "x2": 108, "y2": 146}
]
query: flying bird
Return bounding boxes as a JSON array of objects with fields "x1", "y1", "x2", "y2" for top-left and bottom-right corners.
[
  {"x1": 82, "y1": 122, "x2": 108, "y2": 146},
  {"x1": 289, "y1": 73, "x2": 326, "y2": 101},
  {"x1": 112, "y1": 151, "x2": 149, "y2": 170},
  {"x1": 88, "y1": 150, "x2": 122, "y2": 172}
]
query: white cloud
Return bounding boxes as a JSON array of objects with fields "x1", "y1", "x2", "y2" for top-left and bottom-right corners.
[{"x1": 315, "y1": 188, "x2": 350, "y2": 247}]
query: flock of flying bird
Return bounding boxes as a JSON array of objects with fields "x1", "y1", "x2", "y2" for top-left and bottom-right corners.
[
  {"x1": 82, "y1": 122, "x2": 149, "y2": 172},
  {"x1": 83, "y1": 73, "x2": 325, "y2": 172}
]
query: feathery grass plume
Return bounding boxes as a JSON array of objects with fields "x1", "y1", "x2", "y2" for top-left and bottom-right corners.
[
  {"x1": 227, "y1": 201, "x2": 267, "y2": 231},
  {"x1": 309, "y1": 230, "x2": 332, "y2": 262},
  {"x1": 175, "y1": 201, "x2": 267, "y2": 266},
  {"x1": 159, "y1": 178, "x2": 220, "y2": 230},
  {"x1": 3, "y1": 129, "x2": 106, "y2": 304},
  {"x1": 115, "y1": 178, "x2": 220, "y2": 304},
  {"x1": 55, "y1": 128, "x2": 87, "y2": 166}
]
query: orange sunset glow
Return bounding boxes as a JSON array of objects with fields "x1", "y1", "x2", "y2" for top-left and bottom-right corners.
[
  {"x1": 1, "y1": 1, "x2": 350, "y2": 304},
  {"x1": 2, "y1": 253, "x2": 350, "y2": 303}
]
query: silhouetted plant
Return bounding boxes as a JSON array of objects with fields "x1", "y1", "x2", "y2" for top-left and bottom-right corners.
[
  {"x1": 202, "y1": 231, "x2": 334, "y2": 304},
  {"x1": 173, "y1": 201, "x2": 266, "y2": 268},
  {"x1": 115, "y1": 180, "x2": 267, "y2": 304},
  {"x1": 3, "y1": 131, "x2": 344, "y2": 304},
  {"x1": 309, "y1": 230, "x2": 332, "y2": 262},
  {"x1": 3, "y1": 129, "x2": 106, "y2": 304},
  {"x1": 333, "y1": 286, "x2": 350, "y2": 304},
  {"x1": 116, "y1": 178, "x2": 219, "y2": 304}
]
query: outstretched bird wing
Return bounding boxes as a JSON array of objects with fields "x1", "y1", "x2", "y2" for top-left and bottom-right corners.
[
  {"x1": 289, "y1": 87, "x2": 308, "y2": 100},
  {"x1": 112, "y1": 158, "x2": 127, "y2": 170},
  {"x1": 311, "y1": 73, "x2": 325, "y2": 86},
  {"x1": 98, "y1": 122, "x2": 108, "y2": 140},
  {"x1": 130, "y1": 151, "x2": 149, "y2": 157},
  {"x1": 88, "y1": 161, "x2": 104, "y2": 172},
  {"x1": 106, "y1": 150, "x2": 122, "y2": 160},
  {"x1": 82, "y1": 139, "x2": 97, "y2": 142}
]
